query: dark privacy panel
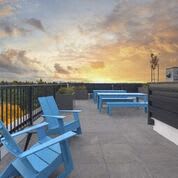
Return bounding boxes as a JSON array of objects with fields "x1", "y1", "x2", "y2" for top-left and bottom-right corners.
[{"x1": 148, "y1": 83, "x2": 178, "y2": 129}]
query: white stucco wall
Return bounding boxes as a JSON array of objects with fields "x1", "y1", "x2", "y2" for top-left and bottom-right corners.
[{"x1": 153, "y1": 118, "x2": 178, "y2": 146}]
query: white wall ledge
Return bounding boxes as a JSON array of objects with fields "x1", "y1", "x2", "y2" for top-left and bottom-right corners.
[{"x1": 153, "y1": 118, "x2": 178, "y2": 146}]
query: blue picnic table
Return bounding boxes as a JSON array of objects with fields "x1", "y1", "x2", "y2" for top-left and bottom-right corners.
[
  {"x1": 97, "y1": 92, "x2": 148, "y2": 112},
  {"x1": 93, "y1": 90, "x2": 127, "y2": 103}
]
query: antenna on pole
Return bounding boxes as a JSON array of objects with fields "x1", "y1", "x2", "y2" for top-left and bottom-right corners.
[{"x1": 150, "y1": 53, "x2": 160, "y2": 82}]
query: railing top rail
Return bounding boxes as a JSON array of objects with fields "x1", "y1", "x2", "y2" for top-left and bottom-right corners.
[{"x1": 0, "y1": 84, "x2": 63, "y2": 88}]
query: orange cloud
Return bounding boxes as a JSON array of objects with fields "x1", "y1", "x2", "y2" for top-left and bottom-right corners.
[
  {"x1": 0, "y1": 30, "x2": 6, "y2": 38},
  {"x1": 0, "y1": 5, "x2": 13, "y2": 17},
  {"x1": 90, "y1": 61, "x2": 105, "y2": 69}
]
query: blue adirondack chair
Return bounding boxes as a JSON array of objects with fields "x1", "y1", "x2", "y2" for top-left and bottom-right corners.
[
  {"x1": 38, "y1": 96, "x2": 82, "y2": 135},
  {"x1": 0, "y1": 120, "x2": 76, "y2": 178}
]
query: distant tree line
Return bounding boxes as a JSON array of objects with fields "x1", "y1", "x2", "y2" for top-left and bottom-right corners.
[{"x1": 0, "y1": 78, "x2": 58, "y2": 85}]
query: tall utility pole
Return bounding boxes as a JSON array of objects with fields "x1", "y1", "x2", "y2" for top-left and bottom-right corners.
[{"x1": 150, "y1": 53, "x2": 159, "y2": 82}]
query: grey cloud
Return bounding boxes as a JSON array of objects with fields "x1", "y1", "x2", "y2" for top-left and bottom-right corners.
[
  {"x1": 54, "y1": 63, "x2": 70, "y2": 75},
  {"x1": 67, "y1": 66, "x2": 79, "y2": 71},
  {"x1": 67, "y1": 66, "x2": 72, "y2": 70},
  {"x1": 99, "y1": 0, "x2": 178, "y2": 47},
  {"x1": 0, "y1": 49, "x2": 41, "y2": 75},
  {"x1": 25, "y1": 18, "x2": 45, "y2": 32},
  {"x1": 0, "y1": 22, "x2": 30, "y2": 38}
]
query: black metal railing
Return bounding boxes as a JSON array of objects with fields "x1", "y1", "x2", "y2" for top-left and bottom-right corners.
[{"x1": 0, "y1": 84, "x2": 65, "y2": 133}]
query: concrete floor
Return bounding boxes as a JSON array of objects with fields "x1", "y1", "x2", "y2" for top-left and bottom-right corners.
[{"x1": 1, "y1": 100, "x2": 178, "y2": 178}]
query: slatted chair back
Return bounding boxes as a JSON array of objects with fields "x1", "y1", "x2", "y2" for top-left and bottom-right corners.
[
  {"x1": 39, "y1": 95, "x2": 82, "y2": 135},
  {"x1": 38, "y1": 97, "x2": 64, "y2": 132},
  {"x1": 0, "y1": 120, "x2": 22, "y2": 156},
  {"x1": 46, "y1": 96, "x2": 61, "y2": 115}
]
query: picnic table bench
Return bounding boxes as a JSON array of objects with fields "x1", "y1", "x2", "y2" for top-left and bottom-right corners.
[
  {"x1": 107, "y1": 101, "x2": 148, "y2": 115},
  {"x1": 99, "y1": 97, "x2": 135, "y2": 112}
]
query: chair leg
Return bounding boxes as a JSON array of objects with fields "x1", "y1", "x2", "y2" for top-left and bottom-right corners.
[
  {"x1": 107, "y1": 106, "x2": 112, "y2": 116},
  {"x1": 59, "y1": 141, "x2": 74, "y2": 178},
  {"x1": 24, "y1": 132, "x2": 33, "y2": 151},
  {"x1": 73, "y1": 112, "x2": 79, "y2": 121},
  {"x1": 107, "y1": 106, "x2": 109, "y2": 114},
  {"x1": 58, "y1": 166, "x2": 73, "y2": 178},
  {"x1": 76, "y1": 126, "x2": 82, "y2": 134},
  {"x1": 0, "y1": 163, "x2": 20, "y2": 178},
  {"x1": 73, "y1": 113, "x2": 82, "y2": 135}
]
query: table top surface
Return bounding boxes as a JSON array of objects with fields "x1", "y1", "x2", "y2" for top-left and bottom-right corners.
[
  {"x1": 93, "y1": 89, "x2": 125, "y2": 91},
  {"x1": 97, "y1": 92, "x2": 147, "y2": 96},
  {"x1": 93, "y1": 90, "x2": 126, "y2": 92}
]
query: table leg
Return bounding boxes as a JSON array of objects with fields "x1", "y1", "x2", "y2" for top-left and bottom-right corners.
[
  {"x1": 136, "y1": 97, "x2": 139, "y2": 102},
  {"x1": 97, "y1": 96, "x2": 100, "y2": 109},
  {"x1": 99, "y1": 99, "x2": 102, "y2": 112}
]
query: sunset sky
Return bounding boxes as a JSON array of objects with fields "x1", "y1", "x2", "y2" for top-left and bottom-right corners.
[{"x1": 0, "y1": 0, "x2": 178, "y2": 82}]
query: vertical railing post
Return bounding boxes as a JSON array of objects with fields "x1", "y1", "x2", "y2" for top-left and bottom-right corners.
[
  {"x1": 53, "y1": 85, "x2": 56, "y2": 99},
  {"x1": 28, "y1": 86, "x2": 33, "y2": 126},
  {"x1": 0, "y1": 86, "x2": 3, "y2": 160}
]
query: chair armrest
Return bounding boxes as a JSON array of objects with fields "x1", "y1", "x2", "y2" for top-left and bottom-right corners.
[
  {"x1": 18, "y1": 131, "x2": 76, "y2": 158},
  {"x1": 1, "y1": 122, "x2": 48, "y2": 142},
  {"x1": 60, "y1": 110, "x2": 82, "y2": 113},
  {"x1": 42, "y1": 115, "x2": 66, "y2": 119}
]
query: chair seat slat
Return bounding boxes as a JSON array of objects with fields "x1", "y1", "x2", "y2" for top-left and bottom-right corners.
[
  {"x1": 35, "y1": 147, "x2": 60, "y2": 164},
  {"x1": 27, "y1": 154, "x2": 49, "y2": 172}
]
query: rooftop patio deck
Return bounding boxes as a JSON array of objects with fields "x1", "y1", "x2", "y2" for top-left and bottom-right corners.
[{"x1": 1, "y1": 99, "x2": 178, "y2": 178}]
